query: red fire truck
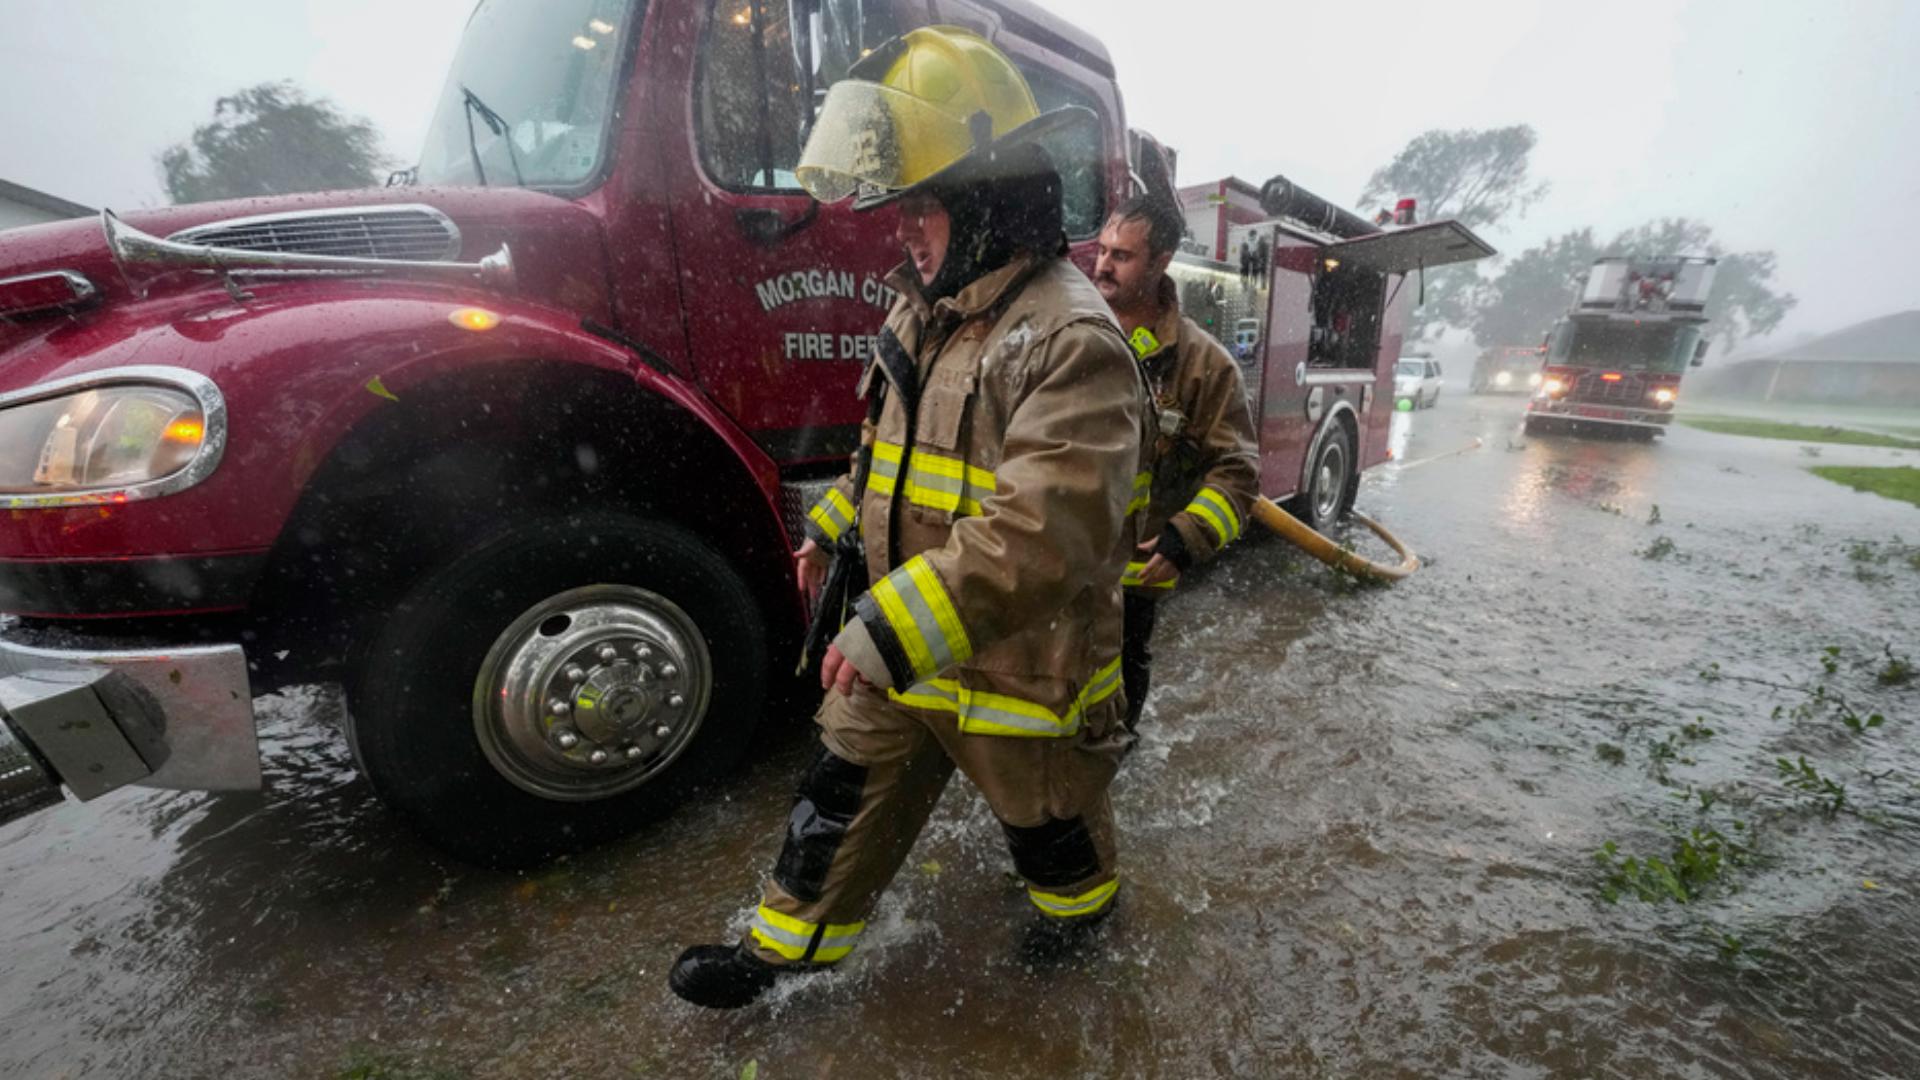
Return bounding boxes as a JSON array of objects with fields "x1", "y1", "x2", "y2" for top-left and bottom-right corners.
[
  {"x1": 1524, "y1": 255, "x2": 1716, "y2": 439},
  {"x1": 0, "y1": 0, "x2": 1489, "y2": 861}
]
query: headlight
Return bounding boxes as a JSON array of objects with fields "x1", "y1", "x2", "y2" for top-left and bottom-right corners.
[
  {"x1": 1494, "y1": 371, "x2": 1512, "y2": 386},
  {"x1": 0, "y1": 374, "x2": 220, "y2": 502},
  {"x1": 1541, "y1": 377, "x2": 1566, "y2": 396},
  {"x1": 1528, "y1": 372, "x2": 1543, "y2": 387},
  {"x1": 1653, "y1": 387, "x2": 1676, "y2": 404}
]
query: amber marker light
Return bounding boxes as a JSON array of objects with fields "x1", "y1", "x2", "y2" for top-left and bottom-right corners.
[
  {"x1": 163, "y1": 418, "x2": 206, "y2": 444},
  {"x1": 449, "y1": 307, "x2": 501, "y2": 331}
]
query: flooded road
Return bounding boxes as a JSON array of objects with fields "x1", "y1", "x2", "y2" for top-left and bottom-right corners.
[{"x1": 4, "y1": 394, "x2": 1917, "y2": 1079}]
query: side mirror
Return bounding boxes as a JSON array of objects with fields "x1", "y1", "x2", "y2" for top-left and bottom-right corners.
[{"x1": 1692, "y1": 339, "x2": 1708, "y2": 367}]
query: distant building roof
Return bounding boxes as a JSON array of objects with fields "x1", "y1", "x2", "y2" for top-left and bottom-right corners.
[
  {"x1": 1761, "y1": 310, "x2": 1920, "y2": 364},
  {"x1": 0, "y1": 178, "x2": 92, "y2": 220}
]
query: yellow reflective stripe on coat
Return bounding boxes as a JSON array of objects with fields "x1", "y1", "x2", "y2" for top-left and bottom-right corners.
[
  {"x1": 1184, "y1": 486, "x2": 1242, "y2": 546},
  {"x1": 1127, "y1": 471, "x2": 1153, "y2": 516},
  {"x1": 807, "y1": 487, "x2": 856, "y2": 542},
  {"x1": 871, "y1": 555, "x2": 972, "y2": 677},
  {"x1": 749, "y1": 904, "x2": 866, "y2": 963},
  {"x1": 1120, "y1": 560, "x2": 1175, "y2": 590},
  {"x1": 888, "y1": 656, "x2": 1123, "y2": 737},
  {"x1": 869, "y1": 441, "x2": 995, "y2": 517},
  {"x1": 1028, "y1": 877, "x2": 1119, "y2": 918}
]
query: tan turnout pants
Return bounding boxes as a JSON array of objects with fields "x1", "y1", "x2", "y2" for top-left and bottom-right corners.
[{"x1": 744, "y1": 682, "x2": 1129, "y2": 966}]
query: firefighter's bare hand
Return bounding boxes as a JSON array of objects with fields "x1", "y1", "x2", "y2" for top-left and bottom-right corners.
[
  {"x1": 794, "y1": 539, "x2": 829, "y2": 604},
  {"x1": 1139, "y1": 553, "x2": 1179, "y2": 586},
  {"x1": 821, "y1": 644, "x2": 869, "y2": 696},
  {"x1": 1134, "y1": 535, "x2": 1179, "y2": 586}
]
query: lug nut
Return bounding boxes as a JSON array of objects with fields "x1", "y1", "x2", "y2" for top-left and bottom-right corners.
[
  {"x1": 668, "y1": 693, "x2": 685, "y2": 708},
  {"x1": 635, "y1": 645, "x2": 654, "y2": 660},
  {"x1": 659, "y1": 663, "x2": 678, "y2": 679},
  {"x1": 625, "y1": 746, "x2": 645, "y2": 761},
  {"x1": 550, "y1": 699, "x2": 571, "y2": 717},
  {"x1": 598, "y1": 645, "x2": 620, "y2": 663},
  {"x1": 654, "y1": 724, "x2": 672, "y2": 738},
  {"x1": 565, "y1": 666, "x2": 587, "y2": 683},
  {"x1": 555, "y1": 731, "x2": 580, "y2": 750},
  {"x1": 588, "y1": 749, "x2": 609, "y2": 765}
]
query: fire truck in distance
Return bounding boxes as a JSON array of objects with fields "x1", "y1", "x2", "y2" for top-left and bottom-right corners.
[
  {"x1": 1524, "y1": 256, "x2": 1715, "y2": 439},
  {"x1": 0, "y1": 0, "x2": 1489, "y2": 863},
  {"x1": 1470, "y1": 345, "x2": 1546, "y2": 394}
]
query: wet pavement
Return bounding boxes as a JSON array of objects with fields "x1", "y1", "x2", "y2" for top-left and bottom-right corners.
[{"x1": 3, "y1": 393, "x2": 1917, "y2": 1079}]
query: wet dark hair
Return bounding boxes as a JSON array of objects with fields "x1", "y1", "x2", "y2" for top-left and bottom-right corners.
[
  {"x1": 1109, "y1": 193, "x2": 1186, "y2": 258},
  {"x1": 924, "y1": 142, "x2": 1066, "y2": 301}
]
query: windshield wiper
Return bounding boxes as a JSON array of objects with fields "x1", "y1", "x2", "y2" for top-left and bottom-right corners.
[{"x1": 459, "y1": 84, "x2": 525, "y2": 187}]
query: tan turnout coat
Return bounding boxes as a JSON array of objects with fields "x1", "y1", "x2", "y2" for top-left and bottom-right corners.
[
  {"x1": 804, "y1": 254, "x2": 1150, "y2": 738},
  {"x1": 1124, "y1": 275, "x2": 1261, "y2": 592}
]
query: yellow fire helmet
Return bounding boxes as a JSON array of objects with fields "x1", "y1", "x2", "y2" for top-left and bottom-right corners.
[{"x1": 795, "y1": 25, "x2": 1092, "y2": 210}]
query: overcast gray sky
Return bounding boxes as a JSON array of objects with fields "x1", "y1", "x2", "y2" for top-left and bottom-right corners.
[{"x1": 3, "y1": 0, "x2": 1915, "y2": 344}]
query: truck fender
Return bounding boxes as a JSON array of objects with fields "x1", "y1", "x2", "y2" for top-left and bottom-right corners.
[{"x1": 278, "y1": 293, "x2": 789, "y2": 547}]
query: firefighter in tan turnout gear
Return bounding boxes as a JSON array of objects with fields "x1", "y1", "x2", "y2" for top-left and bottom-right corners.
[
  {"x1": 669, "y1": 27, "x2": 1150, "y2": 1009},
  {"x1": 1092, "y1": 195, "x2": 1261, "y2": 735}
]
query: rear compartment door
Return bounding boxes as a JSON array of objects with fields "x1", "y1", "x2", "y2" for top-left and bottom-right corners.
[{"x1": 1320, "y1": 220, "x2": 1495, "y2": 275}]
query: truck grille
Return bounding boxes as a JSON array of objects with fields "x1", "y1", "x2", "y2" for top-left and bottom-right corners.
[
  {"x1": 1570, "y1": 372, "x2": 1649, "y2": 405},
  {"x1": 168, "y1": 205, "x2": 461, "y2": 262}
]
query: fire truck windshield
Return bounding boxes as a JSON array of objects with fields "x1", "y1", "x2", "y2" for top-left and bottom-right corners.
[
  {"x1": 1548, "y1": 320, "x2": 1702, "y2": 374},
  {"x1": 415, "y1": 0, "x2": 636, "y2": 189}
]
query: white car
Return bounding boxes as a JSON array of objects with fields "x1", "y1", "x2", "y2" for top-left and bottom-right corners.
[{"x1": 1394, "y1": 357, "x2": 1443, "y2": 408}]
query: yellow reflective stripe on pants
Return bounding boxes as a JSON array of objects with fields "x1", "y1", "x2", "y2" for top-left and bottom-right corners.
[
  {"x1": 1120, "y1": 560, "x2": 1176, "y2": 590},
  {"x1": 1029, "y1": 877, "x2": 1119, "y2": 918},
  {"x1": 749, "y1": 904, "x2": 866, "y2": 963},
  {"x1": 807, "y1": 487, "x2": 855, "y2": 542},
  {"x1": 888, "y1": 656, "x2": 1124, "y2": 737},
  {"x1": 869, "y1": 441, "x2": 995, "y2": 517},
  {"x1": 1127, "y1": 471, "x2": 1153, "y2": 515},
  {"x1": 1184, "y1": 486, "x2": 1242, "y2": 546},
  {"x1": 870, "y1": 555, "x2": 972, "y2": 677}
]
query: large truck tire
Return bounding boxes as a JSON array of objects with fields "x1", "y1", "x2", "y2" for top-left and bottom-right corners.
[
  {"x1": 344, "y1": 513, "x2": 768, "y2": 867},
  {"x1": 1286, "y1": 421, "x2": 1356, "y2": 533}
]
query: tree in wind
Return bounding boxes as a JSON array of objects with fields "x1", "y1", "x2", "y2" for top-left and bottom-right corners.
[
  {"x1": 1358, "y1": 125, "x2": 1549, "y2": 231},
  {"x1": 1357, "y1": 125, "x2": 1549, "y2": 339},
  {"x1": 158, "y1": 82, "x2": 389, "y2": 205}
]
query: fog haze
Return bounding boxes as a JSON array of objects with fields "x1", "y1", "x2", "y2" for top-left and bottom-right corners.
[{"x1": 3, "y1": 0, "x2": 1914, "y2": 343}]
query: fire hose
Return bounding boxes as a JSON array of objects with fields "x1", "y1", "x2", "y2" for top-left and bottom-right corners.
[
  {"x1": 1250, "y1": 498, "x2": 1419, "y2": 582},
  {"x1": 1244, "y1": 437, "x2": 1483, "y2": 582}
]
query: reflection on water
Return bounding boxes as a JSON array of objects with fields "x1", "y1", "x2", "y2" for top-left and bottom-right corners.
[{"x1": 2, "y1": 396, "x2": 1917, "y2": 1078}]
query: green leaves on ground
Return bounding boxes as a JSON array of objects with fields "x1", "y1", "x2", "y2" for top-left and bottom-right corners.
[{"x1": 1595, "y1": 825, "x2": 1749, "y2": 905}]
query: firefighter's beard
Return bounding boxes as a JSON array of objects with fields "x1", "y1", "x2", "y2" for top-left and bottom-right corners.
[{"x1": 1095, "y1": 267, "x2": 1155, "y2": 316}]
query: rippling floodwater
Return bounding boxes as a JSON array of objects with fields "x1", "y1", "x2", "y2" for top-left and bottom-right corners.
[{"x1": 3, "y1": 395, "x2": 1915, "y2": 1079}]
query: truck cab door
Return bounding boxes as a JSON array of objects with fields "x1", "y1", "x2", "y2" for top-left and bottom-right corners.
[{"x1": 658, "y1": 0, "x2": 922, "y2": 468}]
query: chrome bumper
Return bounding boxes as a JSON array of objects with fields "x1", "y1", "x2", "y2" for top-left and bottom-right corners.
[
  {"x1": 0, "y1": 633, "x2": 259, "y2": 805},
  {"x1": 1528, "y1": 401, "x2": 1672, "y2": 427}
]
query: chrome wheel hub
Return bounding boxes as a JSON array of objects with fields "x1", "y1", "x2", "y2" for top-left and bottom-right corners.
[
  {"x1": 473, "y1": 585, "x2": 711, "y2": 801},
  {"x1": 1314, "y1": 441, "x2": 1348, "y2": 523}
]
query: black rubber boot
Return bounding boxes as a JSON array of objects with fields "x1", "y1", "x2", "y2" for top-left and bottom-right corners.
[
  {"x1": 1019, "y1": 904, "x2": 1116, "y2": 966},
  {"x1": 668, "y1": 944, "x2": 786, "y2": 1009}
]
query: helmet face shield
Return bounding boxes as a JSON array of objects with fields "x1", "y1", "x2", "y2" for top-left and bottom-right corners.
[{"x1": 795, "y1": 78, "x2": 976, "y2": 202}]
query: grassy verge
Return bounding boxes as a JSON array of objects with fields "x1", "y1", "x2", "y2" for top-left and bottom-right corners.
[
  {"x1": 1677, "y1": 415, "x2": 1920, "y2": 450},
  {"x1": 1809, "y1": 466, "x2": 1920, "y2": 508}
]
